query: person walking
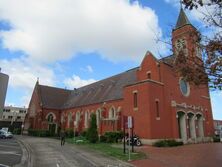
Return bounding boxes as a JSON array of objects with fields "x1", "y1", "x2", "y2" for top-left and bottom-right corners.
[{"x1": 60, "y1": 130, "x2": 66, "y2": 146}]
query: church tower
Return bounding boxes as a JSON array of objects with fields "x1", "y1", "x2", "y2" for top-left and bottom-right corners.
[{"x1": 172, "y1": 8, "x2": 201, "y2": 59}]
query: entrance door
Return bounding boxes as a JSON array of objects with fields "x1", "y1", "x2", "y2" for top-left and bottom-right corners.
[
  {"x1": 49, "y1": 123, "x2": 56, "y2": 136},
  {"x1": 177, "y1": 111, "x2": 187, "y2": 142}
]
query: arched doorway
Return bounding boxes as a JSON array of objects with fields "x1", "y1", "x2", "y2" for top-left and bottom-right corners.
[
  {"x1": 196, "y1": 114, "x2": 204, "y2": 138},
  {"x1": 177, "y1": 111, "x2": 187, "y2": 142},
  {"x1": 187, "y1": 112, "x2": 196, "y2": 139},
  {"x1": 46, "y1": 113, "x2": 56, "y2": 136}
]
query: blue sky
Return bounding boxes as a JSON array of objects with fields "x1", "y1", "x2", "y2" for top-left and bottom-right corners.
[{"x1": 0, "y1": 0, "x2": 221, "y2": 120}]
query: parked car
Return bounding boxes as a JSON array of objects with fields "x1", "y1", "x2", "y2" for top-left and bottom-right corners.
[{"x1": 0, "y1": 130, "x2": 13, "y2": 139}]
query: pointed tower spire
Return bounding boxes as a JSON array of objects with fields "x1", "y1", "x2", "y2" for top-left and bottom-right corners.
[{"x1": 175, "y1": 8, "x2": 191, "y2": 29}]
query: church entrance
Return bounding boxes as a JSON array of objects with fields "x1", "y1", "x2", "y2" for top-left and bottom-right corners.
[
  {"x1": 187, "y1": 112, "x2": 196, "y2": 139},
  {"x1": 196, "y1": 114, "x2": 204, "y2": 138},
  {"x1": 177, "y1": 111, "x2": 187, "y2": 142},
  {"x1": 49, "y1": 123, "x2": 56, "y2": 136}
]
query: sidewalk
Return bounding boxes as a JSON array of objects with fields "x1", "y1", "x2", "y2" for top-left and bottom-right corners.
[{"x1": 130, "y1": 143, "x2": 222, "y2": 167}]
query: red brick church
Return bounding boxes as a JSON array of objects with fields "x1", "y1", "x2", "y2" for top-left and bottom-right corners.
[{"x1": 24, "y1": 9, "x2": 214, "y2": 144}]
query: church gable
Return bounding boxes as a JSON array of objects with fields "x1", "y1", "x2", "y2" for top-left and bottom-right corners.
[{"x1": 137, "y1": 51, "x2": 160, "y2": 82}]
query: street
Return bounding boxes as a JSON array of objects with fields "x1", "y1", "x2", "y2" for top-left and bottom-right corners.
[
  {"x1": 16, "y1": 136, "x2": 132, "y2": 167},
  {"x1": 0, "y1": 138, "x2": 22, "y2": 167}
]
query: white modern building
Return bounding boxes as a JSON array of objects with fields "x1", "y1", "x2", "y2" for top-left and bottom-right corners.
[
  {"x1": 1, "y1": 106, "x2": 27, "y2": 123},
  {"x1": 0, "y1": 69, "x2": 9, "y2": 118},
  {"x1": 0, "y1": 106, "x2": 27, "y2": 131}
]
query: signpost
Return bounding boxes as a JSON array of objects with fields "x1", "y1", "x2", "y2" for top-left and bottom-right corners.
[
  {"x1": 123, "y1": 115, "x2": 134, "y2": 161},
  {"x1": 127, "y1": 116, "x2": 132, "y2": 161}
]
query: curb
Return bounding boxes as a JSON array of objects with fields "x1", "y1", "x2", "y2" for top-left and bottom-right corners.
[{"x1": 14, "y1": 136, "x2": 33, "y2": 167}]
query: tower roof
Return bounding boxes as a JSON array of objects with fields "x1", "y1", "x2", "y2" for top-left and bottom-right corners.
[{"x1": 175, "y1": 8, "x2": 191, "y2": 29}]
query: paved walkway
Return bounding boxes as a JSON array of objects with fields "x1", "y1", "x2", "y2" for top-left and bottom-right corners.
[
  {"x1": 131, "y1": 143, "x2": 222, "y2": 167},
  {"x1": 16, "y1": 136, "x2": 133, "y2": 167},
  {"x1": 0, "y1": 138, "x2": 22, "y2": 166}
]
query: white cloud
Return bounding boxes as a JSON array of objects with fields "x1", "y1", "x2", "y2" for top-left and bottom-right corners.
[
  {"x1": 81, "y1": 65, "x2": 94, "y2": 73},
  {"x1": 64, "y1": 75, "x2": 96, "y2": 89},
  {"x1": 0, "y1": 57, "x2": 56, "y2": 107},
  {"x1": 0, "y1": 0, "x2": 163, "y2": 63},
  {"x1": 0, "y1": 58, "x2": 55, "y2": 90},
  {"x1": 87, "y1": 65, "x2": 93, "y2": 73}
]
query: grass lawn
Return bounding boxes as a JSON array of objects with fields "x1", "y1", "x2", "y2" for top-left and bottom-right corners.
[{"x1": 66, "y1": 137, "x2": 147, "y2": 161}]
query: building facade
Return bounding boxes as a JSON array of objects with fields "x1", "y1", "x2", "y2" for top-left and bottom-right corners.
[
  {"x1": 0, "y1": 69, "x2": 9, "y2": 118},
  {"x1": 0, "y1": 106, "x2": 27, "y2": 130},
  {"x1": 25, "y1": 9, "x2": 214, "y2": 144},
  {"x1": 213, "y1": 120, "x2": 222, "y2": 136}
]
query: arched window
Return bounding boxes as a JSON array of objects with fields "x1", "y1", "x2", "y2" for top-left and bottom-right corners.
[
  {"x1": 68, "y1": 112, "x2": 72, "y2": 128},
  {"x1": 133, "y1": 92, "x2": 138, "y2": 108},
  {"x1": 76, "y1": 111, "x2": 80, "y2": 123},
  {"x1": 109, "y1": 108, "x2": 115, "y2": 119},
  {"x1": 47, "y1": 114, "x2": 53, "y2": 123},
  {"x1": 96, "y1": 109, "x2": 101, "y2": 126},
  {"x1": 85, "y1": 111, "x2": 89, "y2": 128}
]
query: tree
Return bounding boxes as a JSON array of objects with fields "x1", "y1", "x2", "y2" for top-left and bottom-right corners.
[
  {"x1": 86, "y1": 113, "x2": 98, "y2": 143},
  {"x1": 175, "y1": 0, "x2": 222, "y2": 90}
]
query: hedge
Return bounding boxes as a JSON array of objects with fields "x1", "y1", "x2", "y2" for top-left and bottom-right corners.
[
  {"x1": 153, "y1": 139, "x2": 183, "y2": 147},
  {"x1": 102, "y1": 131, "x2": 124, "y2": 143},
  {"x1": 65, "y1": 128, "x2": 74, "y2": 138},
  {"x1": 13, "y1": 128, "x2": 21, "y2": 135},
  {"x1": 213, "y1": 136, "x2": 220, "y2": 142},
  {"x1": 28, "y1": 129, "x2": 50, "y2": 137}
]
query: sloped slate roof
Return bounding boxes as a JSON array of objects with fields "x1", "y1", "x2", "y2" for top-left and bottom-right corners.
[
  {"x1": 160, "y1": 55, "x2": 175, "y2": 66},
  {"x1": 37, "y1": 54, "x2": 175, "y2": 110},
  {"x1": 38, "y1": 85, "x2": 71, "y2": 109},
  {"x1": 62, "y1": 68, "x2": 138, "y2": 109}
]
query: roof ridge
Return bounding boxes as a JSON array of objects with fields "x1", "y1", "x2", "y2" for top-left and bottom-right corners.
[
  {"x1": 38, "y1": 84, "x2": 71, "y2": 91},
  {"x1": 75, "y1": 67, "x2": 138, "y2": 91}
]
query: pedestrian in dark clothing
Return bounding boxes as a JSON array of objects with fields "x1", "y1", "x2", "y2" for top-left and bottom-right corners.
[{"x1": 60, "y1": 130, "x2": 66, "y2": 146}]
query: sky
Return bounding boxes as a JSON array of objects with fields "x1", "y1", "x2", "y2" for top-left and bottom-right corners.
[{"x1": 0, "y1": 0, "x2": 221, "y2": 120}]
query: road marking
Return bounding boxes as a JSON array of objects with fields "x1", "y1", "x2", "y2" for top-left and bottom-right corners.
[
  {"x1": 56, "y1": 163, "x2": 60, "y2": 167},
  {"x1": 0, "y1": 163, "x2": 9, "y2": 167},
  {"x1": 0, "y1": 144, "x2": 19, "y2": 149},
  {"x1": 0, "y1": 151, "x2": 21, "y2": 156}
]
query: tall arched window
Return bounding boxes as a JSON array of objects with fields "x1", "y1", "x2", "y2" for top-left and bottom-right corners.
[
  {"x1": 109, "y1": 107, "x2": 115, "y2": 119},
  {"x1": 85, "y1": 111, "x2": 89, "y2": 128},
  {"x1": 76, "y1": 111, "x2": 80, "y2": 123},
  {"x1": 68, "y1": 113, "x2": 72, "y2": 128},
  {"x1": 96, "y1": 109, "x2": 101, "y2": 126},
  {"x1": 47, "y1": 114, "x2": 54, "y2": 123}
]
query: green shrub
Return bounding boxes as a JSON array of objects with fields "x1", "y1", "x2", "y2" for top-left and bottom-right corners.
[
  {"x1": 13, "y1": 128, "x2": 21, "y2": 135},
  {"x1": 81, "y1": 131, "x2": 87, "y2": 137},
  {"x1": 87, "y1": 113, "x2": 98, "y2": 143},
  {"x1": 153, "y1": 139, "x2": 183, "y2": 147},
  {"x1": 104, "y1": 131, "x2": 123, "y2": 143},
  {"x1": 65, "y1": 128, "x2": 74, "y2": 138},
  {"x1": 213, "y1": 136, "x2": 220, "y2": 142},
  {"x1": 100, "y1": 135, "x2": 107, "y2": 142},
  {"x1": 28, "y1": 129, "x2": 50, "y2": 137}
]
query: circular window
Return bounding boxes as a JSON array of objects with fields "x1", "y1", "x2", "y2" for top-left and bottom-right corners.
[{"x1": 179, "y1": 78, "x2": 190, "y2": 96}]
